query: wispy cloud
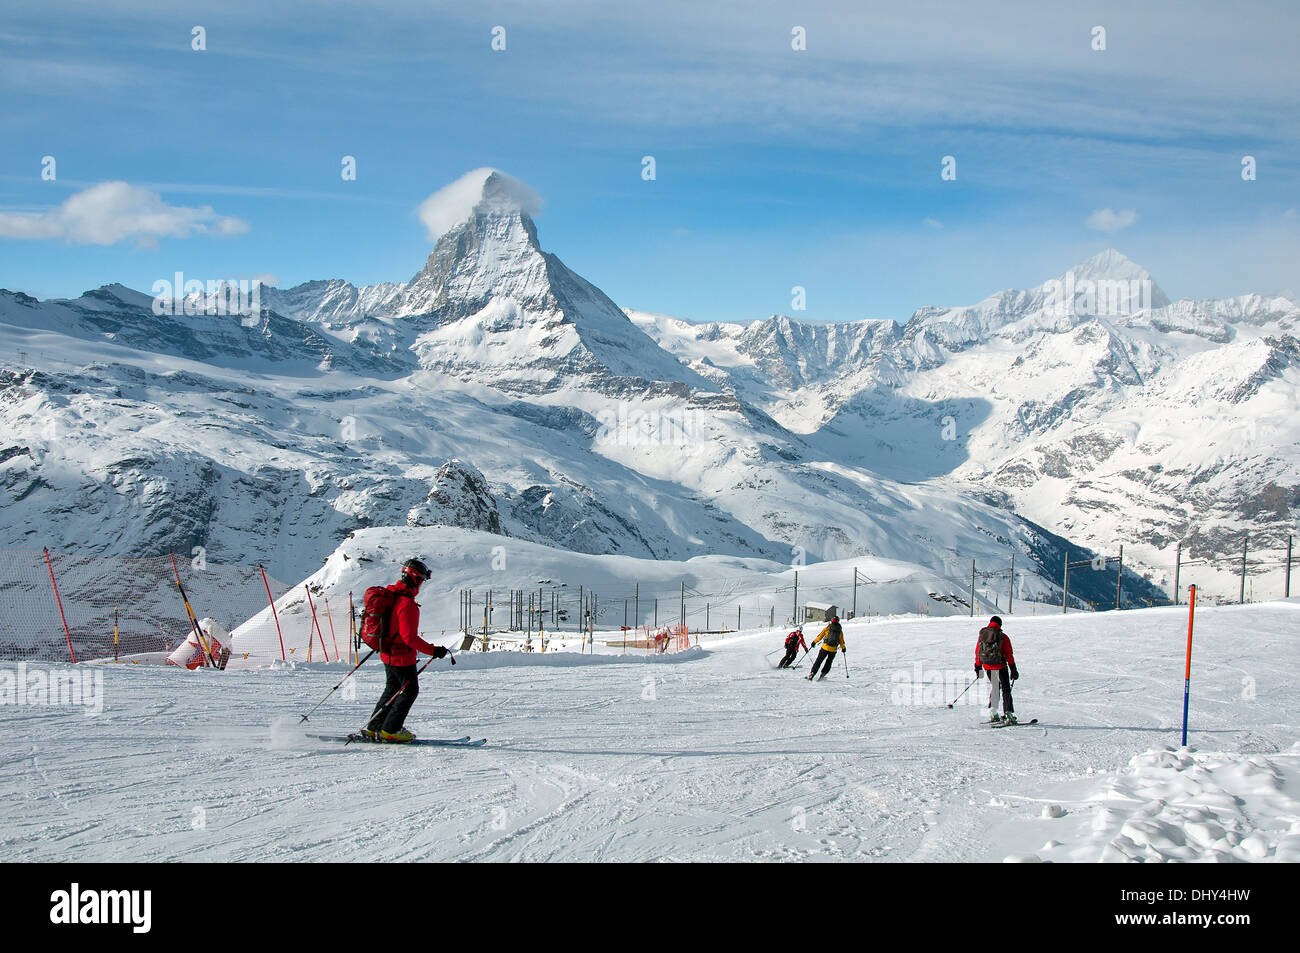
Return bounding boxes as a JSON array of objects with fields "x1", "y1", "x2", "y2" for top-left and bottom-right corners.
[
  {"x1": 0, "y1": 181, "x2": 249, "y2": 246},
  {"x1": 1086, "y1": 208, "x2": 1139, "y2": 233}
]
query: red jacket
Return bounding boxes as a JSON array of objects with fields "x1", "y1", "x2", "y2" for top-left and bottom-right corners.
[
  {"x1": 380, "y1": 583, "x2": 440, "y2": 666},
  {"x1": 975, "y1": 626, "x2": 1015, "y2": 671},
  {"x1": 785, "y1": 630, "x2": 807, "y2": 652}
]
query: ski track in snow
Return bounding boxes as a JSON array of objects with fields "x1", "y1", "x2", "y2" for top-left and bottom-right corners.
[{"x1": 1, "y1": 602, "x2": 1297, "y2": 862}]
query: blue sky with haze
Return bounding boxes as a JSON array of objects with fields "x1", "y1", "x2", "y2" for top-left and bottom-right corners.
[{"x1": 2, "y1": 0, "x2": 1297, "y2": 322}]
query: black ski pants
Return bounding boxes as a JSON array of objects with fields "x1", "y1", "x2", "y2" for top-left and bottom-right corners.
[
  {"x1": 778, "y1": 646, "x2": 798, "y2": 668},
  {"x1": 810, "y1": 648, "x2": 836, "y2": 677},
  {"x1": 367, "y1": 663, "x2": 419, "y2": 733}
]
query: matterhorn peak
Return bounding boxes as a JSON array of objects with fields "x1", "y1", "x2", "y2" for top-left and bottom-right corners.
[{"x1": 417, "y1": 168, "x2": 543, "y2": 242}]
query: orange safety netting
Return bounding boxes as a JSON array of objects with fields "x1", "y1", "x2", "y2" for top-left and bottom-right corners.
[{"x1": 0, "y1": 548, "x2": 296, "y2": 663}]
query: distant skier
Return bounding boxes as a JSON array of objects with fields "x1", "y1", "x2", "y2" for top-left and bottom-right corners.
[
  {"x1": 805, "y1": 616, "x2": 845, "y2": 680},
  {"x1": 777, "y1": 625, "x2": 807, "y2": 668},
  {"x1": 975, "y1": 615, "x2": 1018, "y2": 723},
  {"x1": 362, "y1": 558, "x2": 448, "y2": 743}
]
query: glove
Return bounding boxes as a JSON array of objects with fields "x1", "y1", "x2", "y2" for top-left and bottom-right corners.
[
  {"x1": 1010, "y1": 664, "x2": 1019, "y2": 681},
  {"x1": 433, "y1": 646, "x2": 448, "y2": 659},
  {"x1": 975, "y1": 664, "x2": 983, "y2": 679}
]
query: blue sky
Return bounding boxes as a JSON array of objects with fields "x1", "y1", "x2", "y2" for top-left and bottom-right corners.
[{"x1": 2, "y1": 0, "x2": 1298, "y2": 322}]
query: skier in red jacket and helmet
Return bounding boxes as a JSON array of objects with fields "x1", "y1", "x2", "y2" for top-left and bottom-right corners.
[
  {"x1": 362, "y1": 557, "x2": 446, "y2": 743},
  {"x1": 975, "y1": 615, "x2": 1019, "y2": 724},
  {"x1": 777, "y1": 625, "x2": 807, "y2": 668}
]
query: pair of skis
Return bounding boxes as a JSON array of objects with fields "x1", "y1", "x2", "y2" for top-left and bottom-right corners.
[
  {"x1": 984, "y1": 718, "x2": 1038, "y2": 728},
  {"x1": 306, "y1": 732, "x2": 487, "y2": 748}
]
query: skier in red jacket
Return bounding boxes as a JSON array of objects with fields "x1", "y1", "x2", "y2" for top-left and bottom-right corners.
[
  {"x1": 777, "y1": 625, "x2": 806, "y2": 668},
  {"x1": 975, "y1": 615, "x2": 1019, "y2": 723},
  {"x1": 362, "y1": 558, "x2": 446, "y2": 743}
]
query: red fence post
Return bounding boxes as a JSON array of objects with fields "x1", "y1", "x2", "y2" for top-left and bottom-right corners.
[
  {"x1": 43, "y1": 548, "x2": 77, "y2": 664},
  {"x1": 304, "y1": 585, "x2": 329, "y2": 662},
  {"x1": 1181, "y1": 584, "x2": 1197, "y2": 747},
  {"x1": 261, "y1": 565, "x2": 286, "y2": 661},
  {"x1": 324, "y1": 598, "x2": 340, "y2": 662}
]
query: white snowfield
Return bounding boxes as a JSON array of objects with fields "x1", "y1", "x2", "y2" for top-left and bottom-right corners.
[{"x1": 0, "y1": 601, "x2": 1296, "y2": 862}]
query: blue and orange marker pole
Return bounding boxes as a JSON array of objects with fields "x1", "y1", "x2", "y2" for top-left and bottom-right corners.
[{"x1": 1181, "y1": 584, "x2": 1197, "y2": 746}]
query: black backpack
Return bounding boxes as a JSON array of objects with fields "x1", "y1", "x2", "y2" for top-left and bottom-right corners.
[{"x1": 978, "y1": 626, "x2": 1004, "y2": 665}]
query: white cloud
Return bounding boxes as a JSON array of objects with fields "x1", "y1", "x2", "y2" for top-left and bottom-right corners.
[
  {"x1": 1085, "y1": 208, "x2": 1139, "y2": 234},
  {"x1": 922, "y1": 217, "x2": 944, "y2": 229},
  {"x1": 0, "y1": 181, "x2": 249, "y2": 245},
  {"x1": 416, "y1": 167, "x2": 542, "y2": 241}
]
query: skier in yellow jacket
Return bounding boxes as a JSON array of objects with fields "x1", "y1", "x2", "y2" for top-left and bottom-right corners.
[{"x1": 805, "y1": 616, "x2": 845, "y2": 681}]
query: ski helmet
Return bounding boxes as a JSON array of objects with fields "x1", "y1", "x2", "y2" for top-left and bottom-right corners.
[
  {"x1": 401, "y1": 557, "x2": 432, "y2": 583},
  {"x1": 989, "y1": 615, "x2": 1002, "y2": 627}
]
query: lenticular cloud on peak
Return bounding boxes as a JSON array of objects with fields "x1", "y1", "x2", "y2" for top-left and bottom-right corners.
[{"x1": 417, "y1": 168, "x2": 543, "y2": 241}]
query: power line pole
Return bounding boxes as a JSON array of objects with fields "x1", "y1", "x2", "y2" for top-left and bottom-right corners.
[
  {"x1": 1286, "y1": 535, "x2": 1293, "y2": 599},
  {"x1": 1062, "y1": 552, "x2": 1070, "y2": 614},
  {"x1": 967, "y1": 556, "x2": 977, "y2": 616},
  {"x1": 1008, "y1": 552, "x2": 1014, "y2": 615},
  {"x1": 793, "y1": 570, "x2": 798, "y2": 625},
  {"x1": 1173, "y1": 540, "x2": 1181, "y2": 606},
  {"x1": 1240, "y1": 535, "x2": 1248, "y2": 604},
  {"x1": 1116, "y1": 544, "x2": 1123, "y2": 610}
]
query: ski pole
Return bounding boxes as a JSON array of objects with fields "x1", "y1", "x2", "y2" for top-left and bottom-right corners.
[
  {"x1": 947, "y1": 674, "x2": 979, "y2": 708},
  {"x1": 841, "y1": 648, "x2": 849, "y2": 679},
  {"x1": 299, "y1": 648, "x2": 376, "y2": 723},
  {"x1": 348, "y1": 648, "x2": 455, "y2": 744}
]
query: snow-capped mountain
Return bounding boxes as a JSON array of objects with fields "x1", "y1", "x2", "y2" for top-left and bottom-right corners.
[
  {"x1": 260, "y1": 171, "x2": 703, "y2": 394},
  {"x1": 1, "y1": 169, "x2": 1288, "y2": 646},
  {"x1": 629, "y1": 250, "x2": 1299, "y2": 597}
]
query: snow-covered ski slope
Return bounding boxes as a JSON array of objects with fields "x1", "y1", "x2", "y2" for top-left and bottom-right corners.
[{"x1": 1, "y1": 600, "x2": 1295, "y2": 862}]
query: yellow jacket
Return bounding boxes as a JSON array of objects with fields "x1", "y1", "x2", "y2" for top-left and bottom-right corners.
[{"x1": 810, "y1": 624, "x2": 845, "y2": 653}]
